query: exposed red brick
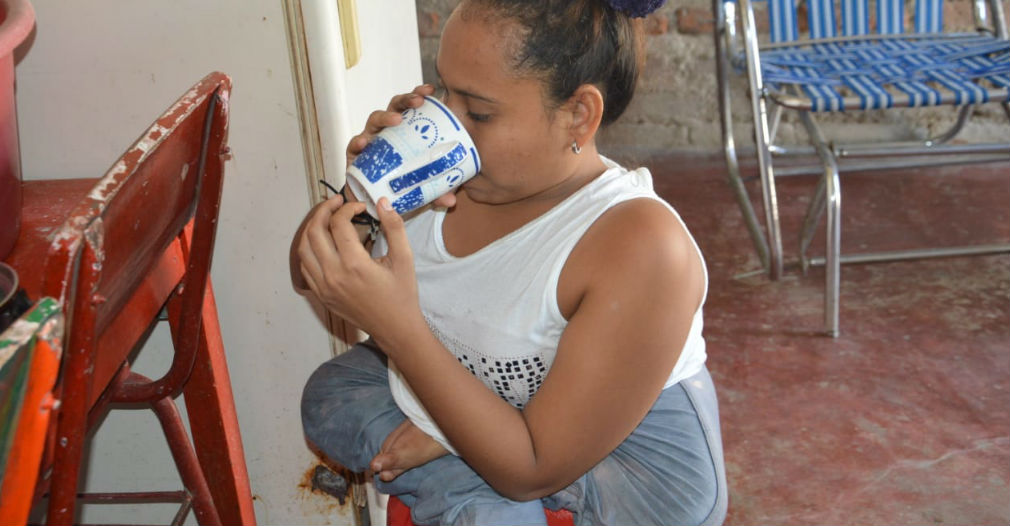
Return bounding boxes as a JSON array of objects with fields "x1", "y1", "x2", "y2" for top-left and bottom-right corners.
[
  {"x1": 941, "y1": 1, "x2": 975, "y2": 32},
  {"x1": 644, "y1": 12, "x2": 670, "y2": 35},
  {"x1": 417, "y1": 11, "x2": 442, "y2": 38},
  {"x1": 675, "y1": 6, "x2": 714, "y2": 35},
  {"x1": 796, "y1": 4, "x2": 809, "y2": 33}
]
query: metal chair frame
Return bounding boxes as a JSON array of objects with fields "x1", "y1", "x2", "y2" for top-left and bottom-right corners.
[{"x1": 713, "y1": 0, "x2": 1010, "y2": 336}]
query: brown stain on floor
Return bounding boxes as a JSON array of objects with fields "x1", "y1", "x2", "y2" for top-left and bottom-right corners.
[{"x1": 297, "y1": 460, "x2": 366, "y2": 523}]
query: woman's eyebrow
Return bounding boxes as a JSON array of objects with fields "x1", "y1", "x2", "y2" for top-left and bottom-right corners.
[{"x1": 435, "y1": 66, "x2": 499, "y2": 104}]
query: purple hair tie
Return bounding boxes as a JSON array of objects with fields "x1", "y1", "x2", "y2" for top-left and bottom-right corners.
[{"x1": 604, "y1": 0, "x2": 667, "y2": 18}]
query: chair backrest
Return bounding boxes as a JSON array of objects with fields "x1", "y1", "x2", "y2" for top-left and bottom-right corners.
[
  {"x1": 40, "y1": 72, "x2": 231, "y2": 410},
  {"x1": 766, "y1": 0, "x2": 948, "y2": 42}
]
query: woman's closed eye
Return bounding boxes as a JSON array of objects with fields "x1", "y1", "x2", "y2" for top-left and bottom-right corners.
[{"x1": 467, "y1": 111, "x2": 491, "y2": 123}]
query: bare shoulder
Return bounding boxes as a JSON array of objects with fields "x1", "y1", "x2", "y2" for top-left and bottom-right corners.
[{"x1": 558, "y1": 197, "x2": 705, "y2": 319}]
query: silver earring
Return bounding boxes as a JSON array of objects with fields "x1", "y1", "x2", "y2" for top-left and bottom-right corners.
[{"x1": 571, "y1": 141, "x2": 582, "y2": 154}]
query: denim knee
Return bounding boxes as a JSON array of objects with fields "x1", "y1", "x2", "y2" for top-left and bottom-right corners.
[
  {"x1": 300, "y1": 345, "x2": 402, "y2": 472},
  {"x1": 545, "y1": 368, "x2": 725, "y2": 526}
]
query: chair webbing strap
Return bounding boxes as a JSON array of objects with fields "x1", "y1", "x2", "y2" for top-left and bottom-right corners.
[
  {"x1": 840, "y1": 0, "x2": 870, "y2": 36},
  {"x1": 767, "y1": 0, "x2": 944, "y2": 42},
  {"x1": 877, "y1": 0, "x2": 905, "y2": 35},
  {"x1": 914, "y1": 0, "x2": 943, "y2": 34},
  {"x1": 768, "y1": 0, "x2": 799, "y2": 43},
  {"x1": 761, "y1": 34, "x2": 1010, "y2": 110},
  {"x1": 808, "y1": 0, "x2": 837, "y2": 39}
]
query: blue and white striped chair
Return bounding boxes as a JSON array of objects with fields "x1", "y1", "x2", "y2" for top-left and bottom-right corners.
[{"x1": 713, "y1": 0, "x2": 1010, "y2": 336}]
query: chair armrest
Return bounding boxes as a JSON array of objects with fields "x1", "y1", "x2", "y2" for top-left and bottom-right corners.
[
  {"x1": 714, "y1": 0, "x2": 744, "y2": 68},
  {"x1": 737, "y1": 0, "x2": 767, "y2": 91}
]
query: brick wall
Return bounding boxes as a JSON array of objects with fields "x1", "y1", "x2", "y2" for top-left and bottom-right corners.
[{"x1": 414, "y1": 0, "x2": 1010, "y2": 156}]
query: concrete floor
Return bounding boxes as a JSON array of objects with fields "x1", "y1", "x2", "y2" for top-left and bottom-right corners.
[{"x1": 638, "y1": 152, "x2": 1010, "y2": 525}]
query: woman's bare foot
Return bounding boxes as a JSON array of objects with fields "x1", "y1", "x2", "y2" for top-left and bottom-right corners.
[{"x1": 370, "y1": 419, "x2": 449, "y2": 482}]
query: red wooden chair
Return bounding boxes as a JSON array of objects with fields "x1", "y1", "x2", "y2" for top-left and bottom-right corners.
[{"x1": 3, "y1": 72, "x2": 254, "y2": 525}]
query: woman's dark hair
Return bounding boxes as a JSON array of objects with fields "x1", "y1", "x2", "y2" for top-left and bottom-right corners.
[{"x1": 464, "y1": 0, "x2": 645, "y2": 126}]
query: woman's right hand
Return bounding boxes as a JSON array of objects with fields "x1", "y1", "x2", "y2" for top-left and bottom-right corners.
[
  {"x1": 345, "y1": 84, "x2": 435, "y2": 165},
  {"x1": 346, "y1": 84, "x2": 458, "y2": 209}
]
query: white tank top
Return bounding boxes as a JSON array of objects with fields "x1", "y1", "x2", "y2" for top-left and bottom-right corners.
[{"x1": 374, "y1": 157, "x2": 709, "y2": 453}]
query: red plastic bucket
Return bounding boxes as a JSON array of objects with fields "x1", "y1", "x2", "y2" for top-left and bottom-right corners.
[{"x1": 0, "y1": 0, "x2": 34, "y2": 260}]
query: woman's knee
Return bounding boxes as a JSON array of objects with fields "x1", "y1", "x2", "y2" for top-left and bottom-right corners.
[
  {"x1": 302, "y1": 345, "x2": 387, "y2": 412},
  {"x1": 300, "y1": 345, "x2": 399, "y2": 470},
  {"x1": 577, "y1": 456, "x2": 719, "y2": 526},
  {"x1": 562, "y1": 376, "x2": 724, "y2": 526}
]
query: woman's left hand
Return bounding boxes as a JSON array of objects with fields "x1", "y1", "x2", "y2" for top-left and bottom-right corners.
[{"x1": 297, "y1": 196, "x2": 426, "y2": 352}]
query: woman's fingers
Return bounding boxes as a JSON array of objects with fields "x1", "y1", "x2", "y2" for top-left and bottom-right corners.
[
  {"x1": 375, "y1": 198, "x2": 412, "y2": 271},
  {"x1": 346, "y1": 110, "x2": 403, "y2": 158},
  {"x1": 387, "y1": 84, "x2": 435, "y2": 112},
  {"x1": 378, "y1": 467, "x2": 405, "y2": 482},
  {"x1": 297, "y1": 195, "x2": 344, "y2": 284},
  {"x1": 328, "y1": 201, "x2": 373, "y2": 261},
  {"x1": 431, "y1": 191, "x2": 458, "y2": 209},
  {"x1": 347, "y1": 85, "x2": 435, "y2": 159},
  {"x1": 411, "y1": 83, "x2": 436, "y2": 96}
]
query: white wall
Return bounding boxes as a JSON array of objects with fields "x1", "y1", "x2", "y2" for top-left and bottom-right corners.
[{"x1": 14, "y1": 1, "x2": 420, "y2": 524}]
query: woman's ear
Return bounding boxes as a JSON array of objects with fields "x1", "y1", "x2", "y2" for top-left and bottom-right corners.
[{"x1": 566, "y1": 84, "x2": 605, "y2": 151}]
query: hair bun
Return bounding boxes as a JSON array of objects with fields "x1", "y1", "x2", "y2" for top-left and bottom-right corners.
[{"x1": 604, "y1": 0, "x2": 667, "y2": 18}]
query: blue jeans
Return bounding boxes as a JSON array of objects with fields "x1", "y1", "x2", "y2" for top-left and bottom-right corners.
[{"x1": 302, "y1": 343, "x2": 727, "y2": 526}]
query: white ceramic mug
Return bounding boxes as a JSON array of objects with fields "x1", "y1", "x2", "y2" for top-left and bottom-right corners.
[{"x1": 346, "y1": 96, "x2": 481, "y2": 218}]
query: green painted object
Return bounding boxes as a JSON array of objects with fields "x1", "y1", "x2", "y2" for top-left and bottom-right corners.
[{"x1": 0, "y1": 297, "x2": 60, "y2": 480}]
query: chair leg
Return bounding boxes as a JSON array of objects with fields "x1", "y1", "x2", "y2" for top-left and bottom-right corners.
[
  {"x1": 46, "y1": 336, "x2": 97, "y2": 525},
  {"x1": 168, "y1": 280, "x2": 257, "y2": 526},
  {"x1": 752, "y1": 95, "x2": 785, "y2": 280},
  {"x1": 799, "y1": 111, "x2": 842, "y2": 337},
  {"x1": 148, "y1": 390, "x2": 223, "y2": 526},
  {"x1": 45, "y1": 423, "x2": 84, "y2": 525},
  {"x1": 824, "y1": 157, "x2": 842, "y2": 338},
  {"x1": 712, "y1": 0, "x2": 770, "y2": 271},
  {"x1": 738, "y1": 0, "x2": 784, "y2": 279},
  {"x1": 799, "y1": 175, "x2": 828, "y2": 273}
]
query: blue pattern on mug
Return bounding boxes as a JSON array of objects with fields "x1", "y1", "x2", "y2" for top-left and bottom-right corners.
[
  {"x1": 409, "y1": 117, "x2": 439, "y2": 148},
  {"x1": 352, "y1": 137, "x2": 403, "y2": 183},
  {"x1": 392, "y1": 187, "x2": 425, "y2": 214},
  {"x1": 445, "y1": 167, "x2": 464, "y2": 187},
  {"x1": 426, "y1": 96, "x2": 462, "y2": 131},
  {"x1": 388, "y1": 143, "x2": 467, "y2": 193},
  {"x1": 470, "y1": 147, "x2": 480, "y2": 174}
]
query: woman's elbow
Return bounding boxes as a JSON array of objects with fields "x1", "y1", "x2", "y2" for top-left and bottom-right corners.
[{"x1": 490, "y1": 474, "x2": 564, "y2": 502}]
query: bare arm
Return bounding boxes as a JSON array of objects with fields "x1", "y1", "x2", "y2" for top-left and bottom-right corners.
[{"x1": 329, "y1": 199, "x2": 705, "y2": 500}]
